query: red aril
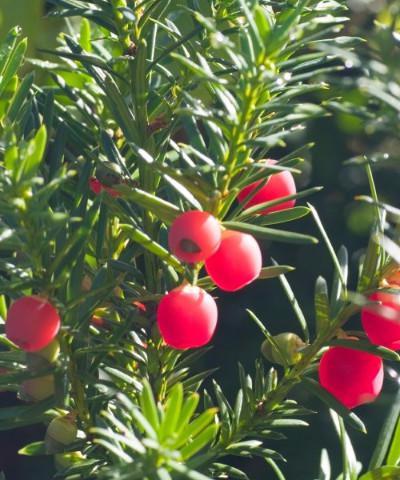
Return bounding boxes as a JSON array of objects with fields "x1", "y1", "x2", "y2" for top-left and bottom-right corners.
[
  {"x1": 157, "y1": 285, "x2": 218, "y2": 349},
  {"x1": 237, "y1": 160, "x2": 296, "y2": 214},
  {"x1": 6, "y1": 296, "x2": 61, "y2": 352},
  {"x1": 319, "y1": 346, "x2": 383, "y2": 409},
  {"x1": 205, "y1": 230, "x2": 262, "y2": 291},
  {"x1": 89, "y1": 177, "x2": 120, "y2": 197},
  {"x1": 361, "y1": 291, "x2": 400, "y2": 350},
  {"x1": 168, "y1": 211, "x2": 222, "y2": 263}
]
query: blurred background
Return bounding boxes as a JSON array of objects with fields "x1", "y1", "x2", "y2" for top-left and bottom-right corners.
[{"x1": 1, "y1": 1, "x2": 400, "y2": 479}]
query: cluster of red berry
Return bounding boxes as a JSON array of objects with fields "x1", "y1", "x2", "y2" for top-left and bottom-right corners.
[
  {"x1": 3, "y1": 164, "x2": 297, "y2": 391},
  {"x1": 157, "y1": 165, "x2": 296, "y2": 350},
  {"x1": 319, "y1": 283, "x2": 400, "y2": 409}
]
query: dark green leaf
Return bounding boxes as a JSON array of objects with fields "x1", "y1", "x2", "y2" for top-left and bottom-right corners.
[
  {"x1": 223, "y1": 221, "x2": 318, "y2": 245},
  {"x1": 315, "y1": 276, "x2": 330, "y2": 334},
  {"x1": 18, "y1": 441, "x2": 47, "y2": 456}
]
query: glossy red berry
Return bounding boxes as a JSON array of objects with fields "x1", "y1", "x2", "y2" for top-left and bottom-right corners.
[
  {"x1": 89, "y1": 177, "x2": 120, "y2": 197},
  {"x1": 6, "y1": 296, "x2": 61, "y2": 352},
  {"x1": 361, "y1": 291, "x2": 400, "y2": 350},
  {"x1": 168, "y1": 211, "x2": 222, "y2": 263},
  {"x1": 237, "y1": 160, "x2": 296, "y2": 214},
  {"x1": 205, "y1": 230, "x2": 262, "y2": 291},
  {"x1": 157, "y1": 285, "x2": 218, "y2": 350},
  {"x1": 319, "y1": 346, "x2": 383, "y2": 409}
]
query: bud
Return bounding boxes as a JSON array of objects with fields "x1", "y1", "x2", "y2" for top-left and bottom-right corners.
[
  {"x1": 81, "y1": 274, "x2": 92, "y2": 292},
  {"x1": 45, "y1": 414, "x2": 78, "y2": 454},
  {"x1": 113, "y1": 286, "x2": 123, "y2": 297},
  {"x1": 261, "y1": 332, "x2": 306, "y2": 366},
  {"x1": 19, "y1": 375, "x2": 55, "y2": 402},
  {"x1": 54, "y1": 451, "x2": 86, "y2": 471},
  {"x1": 95, "y1": 161, "x2": 123, "y2": 187}
]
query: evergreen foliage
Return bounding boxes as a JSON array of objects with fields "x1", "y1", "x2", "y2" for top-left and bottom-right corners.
[{"x1": 0, "y1": 1, "x2": 400, "y2": 479}]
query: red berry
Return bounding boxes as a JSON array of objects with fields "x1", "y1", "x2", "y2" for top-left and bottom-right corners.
[
  {"x1": 205, "y1": 230, "x2": 262, "y2": 291},
  {"x1": 361, "y1": 291, "x2": 400, "y2": 350},
  {"x1": 237, "y1": 160, "x2": 296, "y2": 214},
  {"x1": 319, "y1": 346, "x2": 383, "y2": 409},
  {"x1": 168, "y1": 211, "x2": 222, "y2": 263},
  {"x1": 89, "y1": 177, "x2": 120, "y2": 197},
  {"x1": 157, "y1": 285, "x2": 218, "y2": 349},
  {"x1": 6, "y1": 296, "x2": 61, "y2": 352}
]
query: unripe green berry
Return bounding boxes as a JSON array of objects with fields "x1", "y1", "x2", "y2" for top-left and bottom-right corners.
[
  {"x1": 45, "y1": 414, "x2": 78, "y2": 454},
  {"x1": 261, "y1": 332, "x2": 305, "y2": 366},
  {"x1": 19, "y1": 375, "x2": 55, "y2": 402},
  {"x1": 95, "y1": 161, "x2": 123, "y2": 187}
]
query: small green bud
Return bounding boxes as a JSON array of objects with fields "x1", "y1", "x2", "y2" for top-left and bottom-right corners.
[
  {"x1": 45, "y1": 414, "x2": 78, "y2": 454},
  {"x1": 19, "y1": 375, "x2": 55, "y2": 402},
  {"x1": 261, "y1": 332, "x2": 306, "y2": 366},
  {"x1": 95, "y1": 161, "x2": 123, "y2": 187}
]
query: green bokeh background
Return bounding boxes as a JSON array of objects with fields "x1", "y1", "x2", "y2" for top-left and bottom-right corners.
[
  {"x1": 1, "y1": 2, "x2": 400, "y2": 479},
  {"x1": 0, "y1": 0, "x2": 43, "y2": 52}
]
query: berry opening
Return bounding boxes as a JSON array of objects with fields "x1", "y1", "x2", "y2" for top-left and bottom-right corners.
[
  {"x1": 168, "y1": 211, "x2": 222, "y2": 263},
  {"x1": 179, "y1": 238, "x2": 202, "y2": 254}
]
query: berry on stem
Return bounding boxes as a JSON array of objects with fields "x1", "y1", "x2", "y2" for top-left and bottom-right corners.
[
  {"x1": 168, "y1": 211, "x2": 222, "y2": 263},
  {"x1": 237, "y1": 159, "x2": 296, "y2": 214},
  {"x1": 6, "y1": 296, "x2": 61, "y2": 352},
  {"x1": 261, "y1": 332, "x2": 305, "y2": 366},
  {"x1": 205, "y1": 230, "x2": 262, "y2": 291},
  {"x1": 361, "y1": 291, "x2": 400, "y2": 350},
  {"x1": 45, "y1": 414, "x2": 78, "y2": 454},
  {"x1": 319, "y1": 346, "x2": 383, "y2": 409},
  {"x1": 157, "y1": 285, "x2": 218, "y2": 349}
]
